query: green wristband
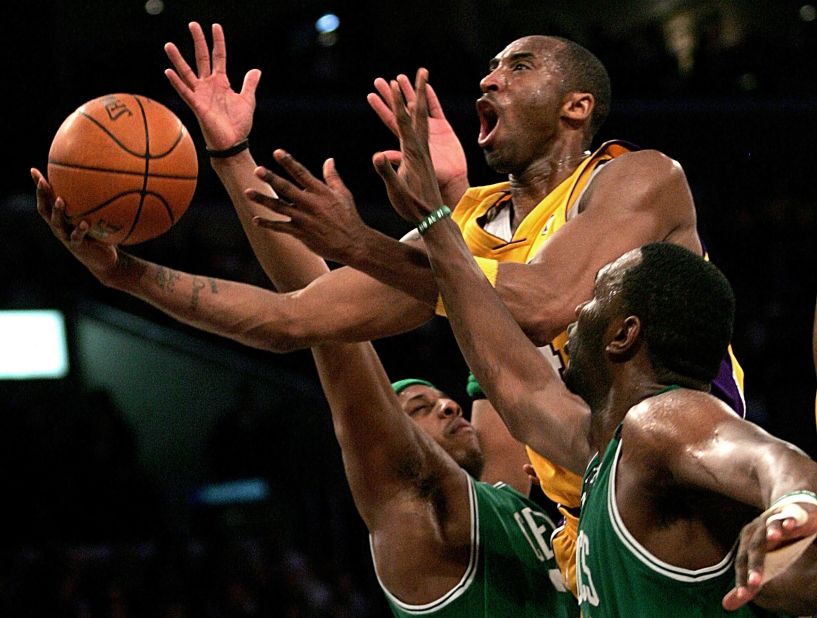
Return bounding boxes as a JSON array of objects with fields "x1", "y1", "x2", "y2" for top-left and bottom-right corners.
[
  {"x1": 769, "y1": 490, "x2": 817, "y2": 511},
  {"x1": 416, "y1": 205, "x2": 451, "y2": 236}
]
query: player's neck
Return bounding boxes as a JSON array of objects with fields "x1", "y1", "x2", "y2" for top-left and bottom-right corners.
[
  {"x1": 507, "y1": 148, "x2": 590, "y2": 223},
  {"x1": 589, "y1": 372, "x2": 669, "y2": 455}
]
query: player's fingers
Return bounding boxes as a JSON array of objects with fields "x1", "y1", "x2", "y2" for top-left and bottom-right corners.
[
  {"x1": 188, "y1": 21, "x2": 212, "y2": 77},
  {"x1": 379, "y1": 150, "x2": 403, "y2": 166},
  {"x1": 273, "y1": 149, "x2": 322, "y2": 191},
  {"x1": 210, "y1": 23, "x2": 227, "y2": 74},
  {"x1": 722, "y1": 584, "x2": 754, "y2": 611},
  {"x1": 163, "y1": 68, "x2": 195, "y2": 105},
  {"x1": 413, "y1": 68, "x2": 430, "y2": 145},
  {"x1": 373, "y1": 77, "x2": 396, "y2": 109},
  {"x1": 743, "y1": 523, "x2": 768, "y2": 590},
  {"x1": 390, "y1": 80, "x2": 413, "y2": 141},
  {"x1": 251, "y1": 217, "x2": 295, "y2": 232},
  {"x1": 31, "y1": 168, "x2": 54, "y2": 198},
  {"x1": 425, "y1": 83, "x2": 446, "y2": 119},
  {"x1": 245, "y1": 188, "x2": 295, "y2": 217},
  {"x1": 69, "y1": 219, "x2": 91, "y2": 246},
  {"x1": 767, "y1": 502, "x2": 814, "y2": 539},
  {"x1": 241, "y1": 69, "x2": 262, "y2": 101},
  {"x1": 396, "y1": 73, "x2": 415, "y2": 105},
  {"x1": 373, "y1": 151, "x2": 400, "y2": 188},
  {"x1": 367, "y1": 92, "x2": 398, "y2": 135},
  {"x1": 33, "y1": 174, "x2": 53, "y2": 218},
  {"x1": 50, "y1": 198, "x2": 74, "y2": 241},
  {"x1": 253, "y1": 165, "x2": 303, "y2": 202},
  {"x1": 163, "y1": 42, "x2": 197, "y2": 88},
  {"x1": 322, "y1": 158, "x2": 351, "y2": 198}
]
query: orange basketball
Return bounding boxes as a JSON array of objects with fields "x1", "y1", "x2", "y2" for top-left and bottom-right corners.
[{"x1": 47, "y1": 93, "x2": 198, "y2": 245}]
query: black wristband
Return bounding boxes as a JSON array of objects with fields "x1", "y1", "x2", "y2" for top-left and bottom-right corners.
[{"x1": 206, "y1": 139, "x2": 250, "y2": 158}]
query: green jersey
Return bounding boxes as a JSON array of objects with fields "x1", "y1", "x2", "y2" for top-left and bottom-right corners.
[
  {"x1": 576, "y1": 425, "x2": 787, "y2": 617},
  {"x1": 373, "y1": 474, "x2": 579, "y2": 617}
]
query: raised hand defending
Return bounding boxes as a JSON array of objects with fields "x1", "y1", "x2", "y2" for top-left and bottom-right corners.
[
  {"x1": 246, "y1": 150, "x2": 371, "y2": 264},
  {"x1": 164, "y1": 22, "x2": 261, "y2": 152},
  {"x1": 373, "y1": 69, "x2": 445, "y2": 225},
  {"x1": 368, "y1": 71, "x2": 468, "y2": 206}
]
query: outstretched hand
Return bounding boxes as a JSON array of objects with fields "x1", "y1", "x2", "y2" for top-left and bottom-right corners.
[
  {"x1": 164, "y1": 21, "x2": 261, "y2": 151},
  {"x1": 246, "y1": 150, "x2": 369, "y2": 264},
  {"x1": 723, "y1": 499, "x2": 817, "y2": 610},
  {"x1": 372, "y1": 69, "x2": 446, "y2": 225},
  {"x1": 368, "y1": 71, "x2": 468, "y2": 205},
  {"x1": 31, "y1": 168, "x2": 123, "y2": 285}
]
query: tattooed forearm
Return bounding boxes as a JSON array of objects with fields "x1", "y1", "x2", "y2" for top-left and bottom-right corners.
[
  {"x1": 190, "y1": 277, "x2": 206, "y2": 311},
  {"x1": 190, "y1": 277, "x2": 220, "y2": 311},
  {"x1": 155, "y1": 266, "x2": 181, "y2": 292}
]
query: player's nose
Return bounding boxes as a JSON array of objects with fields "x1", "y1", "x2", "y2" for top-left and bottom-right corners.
[
  {"x1": 480, "y1": 68, "x2": 502, "y2": 93},
  {"x1": 437, "y1": 398, "x2": 463, "y2": 418}
]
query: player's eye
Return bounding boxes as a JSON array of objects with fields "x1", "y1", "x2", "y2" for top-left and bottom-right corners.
[{"x1": 409, "y1": 405, "x2": 431, "y2": 417}]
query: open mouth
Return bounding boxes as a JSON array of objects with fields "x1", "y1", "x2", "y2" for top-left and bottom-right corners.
[{"x1": 476, "y1": 98, "x2": 499, "y2": 147}]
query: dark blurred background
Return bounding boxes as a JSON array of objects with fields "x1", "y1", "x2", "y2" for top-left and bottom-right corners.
[{"x1": 2, "y1": 0, "x2": 816, "y2": 615}]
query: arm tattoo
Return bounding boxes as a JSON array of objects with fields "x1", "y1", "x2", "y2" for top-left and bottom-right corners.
[
  {"x1": 190, "y1": 277, "x2": 219, "y2": 311},
  {"x1": 155, "y1": 266, "x2": 181, "y2": 292},
  {"x1": 190, "y1": 277, "x2": 206, "y2": 311}
]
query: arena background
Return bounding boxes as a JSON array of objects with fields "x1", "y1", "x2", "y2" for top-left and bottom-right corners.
[{"x1": 2, "y1": 1, "x2": 816, "y2": 614}]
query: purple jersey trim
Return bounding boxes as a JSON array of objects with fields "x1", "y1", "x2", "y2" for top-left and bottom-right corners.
[{"x1": 711, "y1": 355, "x2": 745, "y2": 417}]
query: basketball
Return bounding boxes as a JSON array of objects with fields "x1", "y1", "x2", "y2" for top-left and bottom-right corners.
[{"x1": 47, "y1": 93, "x2": 198, "y2": 245}]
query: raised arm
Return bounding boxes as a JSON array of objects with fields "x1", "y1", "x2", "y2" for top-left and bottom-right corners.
[
  {"x1": 372, "y1": 70, "x2": 593, "y2": 474},
  {"x1": 165, "y1": 30, "x2": 472, "y2": 581},
  {"x1": 165, "y1": 23, "x2": 460, "y2": 307},
  {"x1": 164, "y1": 21, "x2": 326, "y2": 292}
]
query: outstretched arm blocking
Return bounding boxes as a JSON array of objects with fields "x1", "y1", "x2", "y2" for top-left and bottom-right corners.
[
  {"x1": 367, "y1": 72, "x2": 469, "y2": 208},
  {"x1": 165, "y1": 21, "x2": 329, "y2": 292},
  {"x1": 248, "y1": 149, "x2": 442, "y2": 307}
]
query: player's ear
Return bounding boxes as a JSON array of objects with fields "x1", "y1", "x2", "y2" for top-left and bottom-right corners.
[
  {"x1": 606, "y1": 315, "x2": 641, "y2": 359},
  {"x1": 561, "y1": 92, "x2": 594, "y2": 124}
]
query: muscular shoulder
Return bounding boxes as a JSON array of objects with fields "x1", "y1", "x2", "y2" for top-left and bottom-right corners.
[
  {"x1": 621, "y1": 389, "x2": 735, "y2": 464},
  {"x1": 587, "y1": 148, "x2": 688, "y2": 201},
  {"x1": 578, "y1": 148, "x2": 695, "y2": 226}
]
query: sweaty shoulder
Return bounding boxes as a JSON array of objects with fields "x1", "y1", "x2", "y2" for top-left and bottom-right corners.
[
  {"x1": 585, "y1": 149, "x2": 690, "y2": 209},
  {"x1": 621, "y1": 388, "x2": 736, "y2": 461},
  {"x1": 578, "y1": 148, "x2": 699, "y2": 249}
]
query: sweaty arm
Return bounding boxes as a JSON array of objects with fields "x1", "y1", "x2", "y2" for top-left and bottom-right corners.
[
  {"x1": 420, "y1": 216, "x2": 592, "y2": 474},
  {"x1": 260, "y1": 149, "x2": 700, "y2": 349},
  {"x1": 623, "y1": 392, "x2": 817, "y2": 614},
  {"x1": 494, "y1": 150, "x2": 702, "y2": 345}
]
